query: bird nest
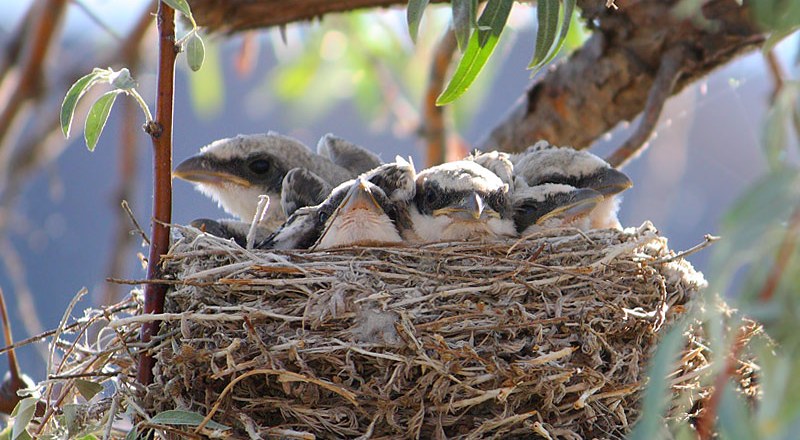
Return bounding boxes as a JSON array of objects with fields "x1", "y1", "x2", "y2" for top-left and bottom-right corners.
[
  {"x1": 141, "y1": 221, "x2": 710, "y2": 439},
  {"x1": 32, "y1": 222, "x2": 740, "y2": 439}
]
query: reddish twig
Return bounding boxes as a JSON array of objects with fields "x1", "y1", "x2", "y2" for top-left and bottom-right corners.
[
  {"x1": 696, "y1": 323, "x2": 758, "y2": 439},
  {"x1": 0, "y1": 0, "x2": 67, "y2": 148},
  {"x1": 0, "y1": 287, "x2": 30, "y2": 415},
  {"x1": 0, "y1": 4, "x2": 35, "y2": 83},
  {"x1": 758, "y1": 206, "x2": 800, "y2": 302},
  {"x1": 423, "y1": 29, "x2": 457, "y2": 167},
  {"x1": 137, "y1": 2, "x2": 177, "y2": 386},
  {"x1": 698, "y1": 207, "x2": 800, "y2": 437},
  {"x1": 764, "y1": 49, "x2": 785, "y2": 102},
  {"x1": 606, "y1": 46, "x2": 690, "y2": 169}
]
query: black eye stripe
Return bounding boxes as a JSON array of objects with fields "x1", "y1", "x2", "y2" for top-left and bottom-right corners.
[{"x1": 248, "y1": 159, "x2": 271, "y2": 174}]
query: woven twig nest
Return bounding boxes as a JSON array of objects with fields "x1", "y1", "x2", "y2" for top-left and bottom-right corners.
[{"x1": 124, "y1": 221, "x2": 705, "y2": 439}]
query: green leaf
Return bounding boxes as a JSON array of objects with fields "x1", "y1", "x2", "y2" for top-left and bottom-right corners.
[
  {"x1": 186, "y1": 33, "x2": 205, "y2": 72},
  {"x1": 530, "y1": 0, "x2": 576, "y2": 75},
  {"x1": 628, "y1": 321, "x2": 687, "y2": 440},
  {"x1": 161, "y1": 0, "x2": 193, "y2": 23},
  {"x1": 528, "y1": 0, "x2": 562, "y2": 72},
  {"x1": 74, "y1": 379, "x2": 104, "y2": 401},
  {"x1": 84, "y1": 91, "x2": 121, "y2": 152},
  {"x1": 406, "y1": 0, "x2": 430, "y2": 43},
  {"x1": 61, "y1": 70, "x2": 103, "y2": 138},
  {"x1": 717, "y1": 382, "x2": 758, "y2": 440},
  {"x1": 437, "y1": 0, "x2": 514, "y2": 105},
  {"x1": 10, "y1": 397, "x2": 38, "y2": 440},
  {"x1": 452, "y1": 0, "x2": 473, "y2": 51},
  {"x1": 150, "y1": 410, "x2": 230, "y2": 431}
]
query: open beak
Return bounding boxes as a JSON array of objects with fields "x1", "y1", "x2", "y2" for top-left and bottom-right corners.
[
  {"x1": 173, "y1": 155, "x2": 252, "y2": 188},
  {"x1": 338, "y1": 178, "x2": 383, "y2": 216},
  {"x1": 433, "y1": 192, "x2": 499, "y2": 221},
  {"x1": 536, "y1": 188, "x2": 604, "y2": 225},
  {"x1": 590, "y1": 167, "x2": 633, "y2": 197}
]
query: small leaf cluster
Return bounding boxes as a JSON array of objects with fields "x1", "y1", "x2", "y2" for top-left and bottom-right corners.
[
  {"x1": 407, "y1": 0, "x2": 578, "y2": 105},
  {"x1": 60, "y1": 67, "x2": 151, "y2": 151}
]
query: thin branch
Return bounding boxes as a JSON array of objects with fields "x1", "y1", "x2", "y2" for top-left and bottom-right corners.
[
  {"x1": 0, "y1": 4, "x2": 35, "y2": 83},
  {"x1": 70, "y1": 0, "x2": 123, "y2": 41},
  {"x1": 478, "y1": 0, "x2": 763, "y2": 153},
  {"x1": 757, "y1": 205, "x2": 800, "y2": 302},
  {"x1": 764, "y1": 49, "x2": 785, "y2": 102},
  {"x1": 606, "y1": 46, "x2": 691, "y2": 168},
  {"x1": 0, "y1": 238, "x2": 47, "y2": 361},
  {"x1": 696, "y1": 322, "x2": 759, "y2": 440},
  {"x1": 137, "y1": 1, "x2": 177, "y2": 387},
  {"x1": 0, "y1": 0, "x2": 68, "y2": 149},
  {"x1": 422, "y1": 28, "x2": 457, "y2": 167},
  {"x1": 0, "y1": 287, "x2": 27, "y2": 414}
]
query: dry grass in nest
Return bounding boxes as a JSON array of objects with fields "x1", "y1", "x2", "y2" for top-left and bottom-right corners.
[{"x1": 33, "y1": 222, "x2": 737, "y2": 439}]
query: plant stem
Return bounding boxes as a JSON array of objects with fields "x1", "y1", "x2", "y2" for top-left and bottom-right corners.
[{"x1": 137, "y1": 1, "x2": 177, "y2": 387}]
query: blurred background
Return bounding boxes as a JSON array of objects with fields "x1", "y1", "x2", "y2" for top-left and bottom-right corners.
[{"x1": 0, "y1": 0, "x2": 797, "y2": 381}]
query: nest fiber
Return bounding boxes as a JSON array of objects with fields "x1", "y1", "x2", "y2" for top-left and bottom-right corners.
[{"x1": 128, "y1": 222, "x2": 705, "y2": 439}]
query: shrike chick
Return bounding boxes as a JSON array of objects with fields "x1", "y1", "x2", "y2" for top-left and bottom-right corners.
[
  {"x1": 409, "y1": 161, "x2": 515, "y2": 243},
  {"x1": 173, "y1": 132, "x2": 354, "y2": 229},
  {"x1": 511, "y1": 142, "x2": 632, "y2": 229},
  {"x1": 512, "y1": 183, "x2": 604, "y2": 235}
]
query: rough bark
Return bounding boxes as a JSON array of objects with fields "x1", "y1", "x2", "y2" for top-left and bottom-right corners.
[
  {"x1": 187, "y1": 0, "x2": 766, "y2": 154},
  {"x1": 478, "y1": 0, "x2": 765, "y2": 152},
  {"x1": 188, "y1": 0, "x2": 448, "y2": 33}
]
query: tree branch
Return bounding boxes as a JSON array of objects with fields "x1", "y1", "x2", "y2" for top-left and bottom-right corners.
[
  {"x1": 478, "y1": 0, "x2": 764, "y2": 152},
  {"x1": 606, "y1": 45, "x2": 691, "y2": 168},
  {"x1": 188, "y1": 0, "x2": 448, "y2": 33},
  {"x1": 0, "y1": 0, "x2": 67, "y2": 149},
  {"x1": 137, "y1": 2, "x2": 177, "y2": 387}
]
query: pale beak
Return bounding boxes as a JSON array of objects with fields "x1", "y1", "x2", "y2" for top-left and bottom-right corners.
[
  {"x1": 433, "y1": 191, "x2": 499, "y2": 221},
  {"x1": 338, "y1": 178, "x2": 383, "y2": 216}
]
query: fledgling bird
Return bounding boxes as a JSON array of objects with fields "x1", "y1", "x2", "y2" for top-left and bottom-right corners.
[
  {"x1": 511, "y1": 141, "x2": 633, "y2": 229},
  {"x1": 173, "y1": 132, "x2": 354, "y2": 229},
  {"x1": 512, "y1": 183, "x2": 604, "y2": 235},
  {"x1": 408, "y1": 160, "x2": 515, "y2": 243},
  {"x1": 261, "y1": 158, "x2": 417, "y2": 250},
  {"x1": 317, "y1": 133, "x2": 384, "y2": 175}
]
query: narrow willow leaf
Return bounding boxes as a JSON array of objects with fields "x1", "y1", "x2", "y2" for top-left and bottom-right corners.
[
  {"x1": 528, "y1": 0, "x2": 561, "y2": 71},
  {"x1": 161, "y1": 0, "x2": 192, "y2": 22},
  {"x1": 150, "y1": 410, "x2": 230, "y2": 431},
  {"x1": 530, "y1": 0, "x2": 576, "y2": 75},
  {"x1": 717, "y1": 382, "x2": 758, "y2": 440},
  {"x1": 437, "y1": 0, "x2": 514, "y2": 105},
  {"x1": 452, "y1": 0, "x2": 472, "y2": 51},
  {"x1": 84, "y1": 91, "x2": 121, "y2": 151},
  {"x1": 61, "y1": 71, "x2": 102, "y2": 138},
  {"x1": 75, "y1": 379, "x2": 104, "y2": 401},
  {"x1": 124, "y1": 428, "x2": 138, "y2": 440},
  {"x1": 628, "y1": 321, "x2": 687, "y2": 440},
  {"x1": 186, "y1": 33, "x2": 205, "y2": 72},
  {"x1": 10, "y1": 397, "x2": 38, "y2": 440},
  {"x1": 407, "y1": 0, "x2": 430, "y2": 43}
]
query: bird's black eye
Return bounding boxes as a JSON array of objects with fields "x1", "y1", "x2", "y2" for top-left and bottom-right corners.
[
  {"x1": 248, "y1": 159, "x2": 271, "y2": 174},
  {"x1": 318, "y1": 210, "x2": 329, "y2": 224},
  {"x1": 424, "y1": 187, "x2": 437, "y2": 206}
]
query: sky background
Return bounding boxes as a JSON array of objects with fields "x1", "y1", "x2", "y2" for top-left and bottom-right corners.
[{"x1": 0, "y1": 1, "x2": 798, "y2": 380}]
